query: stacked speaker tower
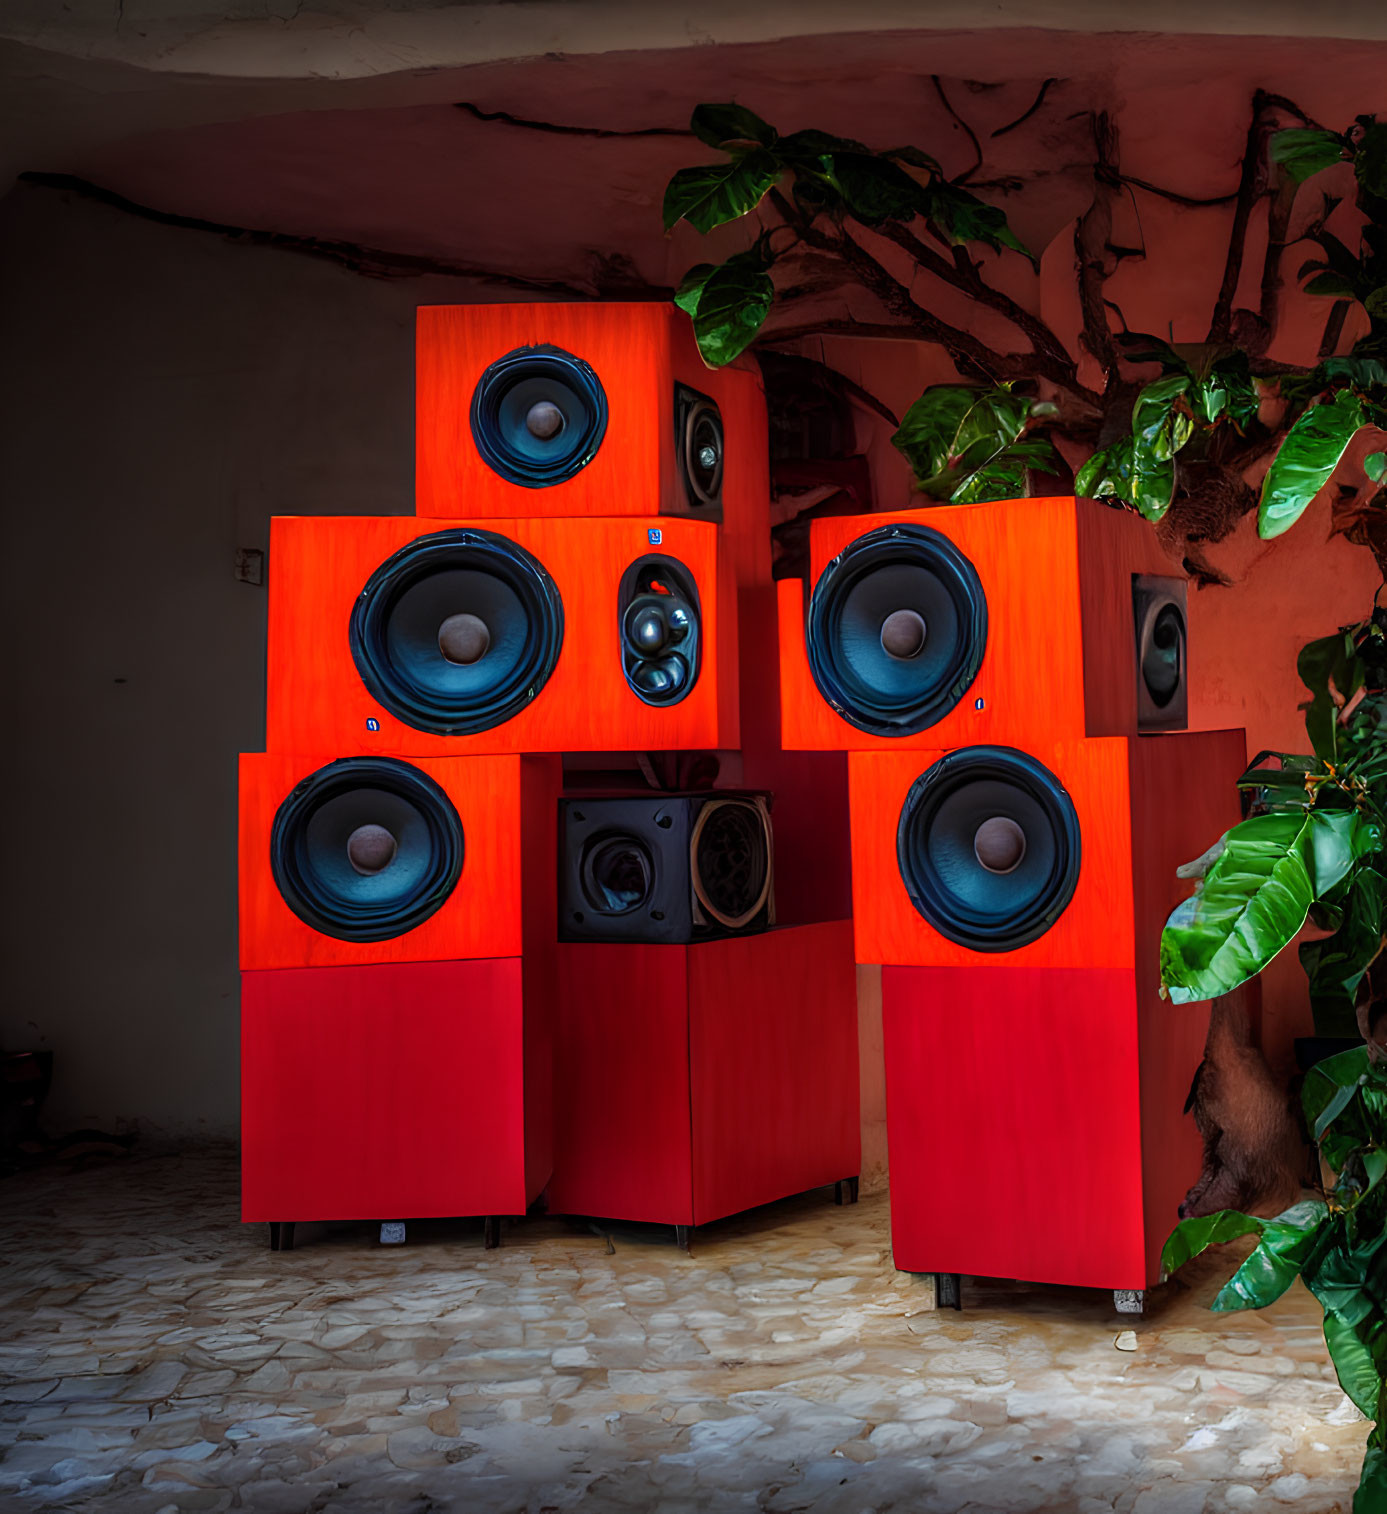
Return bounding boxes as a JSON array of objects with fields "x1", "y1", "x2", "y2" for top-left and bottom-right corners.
[
  {"x1": 240, "y1": 303, "x2": 860, "y2": 1250},
  {"x1": 776, "y1": 496, "x2": 1248, "y2": 1308}
]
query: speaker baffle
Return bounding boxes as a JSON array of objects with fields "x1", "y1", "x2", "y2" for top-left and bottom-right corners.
[
  {"x1": 807, "y1": 523, "x2": 988, "y2": 738},
  {"x1": 675, "y1": 383, "x2": 724, "y2": 517},
  {"x1": 618, "y1": 554, "x2": 701, "y2": 707},
  {"x1": 1133, "y1": 574, "x2": 1188, "y2": 731},
  {"x1": 470, "y1": 343, "x2": 608, "y2": 487},
  {"x1": 270, "y1": 757, "x2": 465, "y2": 942},
  {"x1": 896, "y1": 746, "x2": 1080, "y2": 952},
  {"x1": 349, "y1": 528, "x2": 564, "y2": 735}
]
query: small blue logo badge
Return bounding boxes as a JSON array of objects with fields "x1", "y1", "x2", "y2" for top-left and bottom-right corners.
[
  {"x1": 648, "y1": 528, "x2": 663, "y2": 545},
  {"x1": 366, "y1": 717, "x2": 380, "y2": 731},
  {"x1": 974, "y1": 698, "x2": 985, "y2": 711}
]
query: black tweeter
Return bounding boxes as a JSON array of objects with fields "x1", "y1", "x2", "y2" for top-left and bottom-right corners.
[
  {"x1": 1132, "y1": 574, "x2": 1188, "y2": 731},
  {"x1": 618, "y1": 554, "x2": 702, "y2": 706},
  {"x1": 674, "y1": 383, "x2": 724, "y2": 518}
]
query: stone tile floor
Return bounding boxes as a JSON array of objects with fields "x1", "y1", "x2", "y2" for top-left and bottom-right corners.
[{"x1": 0, "y1": 1148, "x2": 1369, "y2": 1512}]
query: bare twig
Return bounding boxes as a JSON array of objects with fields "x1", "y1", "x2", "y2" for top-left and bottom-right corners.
[
  {"x1": 453, "y1": 102, "x2": 690, "y2": 139},
  {"x1": 931, "y1": 76, "x2": 984, "y2": 184},
  {"x1": 1074, "y1": 112, "x2": 1122, "y2": 385},
  {"x1": 1121, "y1": 175, "x2": 1239, "y2": 209},
  {"x1": 992, "y1": 79, "x2": 1057, "y2": 138}
]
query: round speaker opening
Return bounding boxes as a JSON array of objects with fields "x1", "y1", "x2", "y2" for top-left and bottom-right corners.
[
  {"x1": 581, "y1": 835, "x2": 655, "y2": 916},
  {"x1": 349, "y1": 528, "x2": 564, "y2": 736},
  {"x1": 691, "y1": 799, "x2": 772, "y2": 931},
  {"x1": 897, "y1": 746, "x2": 1079, "y2": 952},
  {"x1": 881, "y1": 608, "x2": 927, "y2": 661},
  {"x1": 973, "y1": 816, "x2": 1026, "y2": 875},
  {"x1": 347, "y1": 823, "x2": 398, "y2": 876},
  {"x1": 1143, "y1": 603, "x2": 1185, "y2": 708},
  {"x1": 470, "y1": 344, "x2": 607, "y2": 488},
  {"x1": 807, "y1": 523, "x2": 987, "y2": 737},
  {"x1": 437, "y1": 612, "x2": 491, "y2": 666},
  {"x1": 270, "y1": 758, "x2": 465, "y2": 943}
]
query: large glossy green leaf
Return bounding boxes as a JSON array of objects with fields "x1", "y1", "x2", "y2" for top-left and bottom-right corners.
[
  {"x1": 1212, "y1": 1200, "x2": 1331, "y2": 1311},
  {"x1": 891, "y1": 384, "x2": 1052, "y2": 502},
  {"x1": 1304, "y1": 1045, "x2": 1378, "y2": 1174},
  {"x1": 663, "y1": 148, "x2": 782, "y2": 233},
  {"x1": 1365, "y1": 452, "x2": 1387, "y2": 482},
  {"x1": 829, "y1": 152, "x2": 927, "y2": 224},
  {"x1": 1323, "y1": 1310, "x2": 1383, "y2": 1417},
  {"x1": 921, "y1": 183, "x2": 1035, "y2": 263},
  {"x1": 1133, "y1": 372, "x2": 1195, "y2": 460},
  {"x1": 689, "y1": 256, "x2": 775, "y2": 366},
  {"x1": 1161, "y1": 1208, "x2": 1265, "y2": 1276},
  {"x1": 1298, "y1": 628, "x2": 1364, "y2": 763},
  {"x1": 1259, "y1": 391, "x2": 1366, "y2": 538},
  {"x1": 1300, "y1": 867, "x2": 1387, "y2": 1039},
  {"x1": 1305, "y1": 270, "x2": 1360, "y2": 298},
  {"x1": 673, "y1": 263, "x2": 717, "y2": 315},
  {"x1": 1356, "y1": 1444, "x2": 1387, "y2": 1514},
  {"x1": 1159, "y1": 810, "x2": 1378, "y2": 1003},
  {"x1": 1270, "y1": 127, "x2": 1348, "y2": 183},
  {"x1": 689, "y1": 103, "x2": 777, "y2": 151},
  {"x1": 1075, "y1": 436, "x2": 1175, "y2": 522}
]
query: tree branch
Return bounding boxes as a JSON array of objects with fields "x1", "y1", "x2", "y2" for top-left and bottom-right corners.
[
  {"x1": 931, "y1": 76, "x2": 984, "y2": 184},
  {"x1": 1208, "y1": 92, "x2": 1280, "y2": 343},
  {"x1": 453, "y1": 102, "x2": 690, "y2": 138},
  {"x1": 1074, "y1": 112, "x2": 1121, "y2": 386}
]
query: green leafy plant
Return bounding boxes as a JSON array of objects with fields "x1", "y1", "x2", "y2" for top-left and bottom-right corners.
[
  {"x1": 1162, "y1": 1046, "x2": 1386, "y2": 1513},
  {"x1": 660, "y1": 96, "x2": 1387, "y2": 575},
  {"x1": 1160, "y1": 610, "x2": 1387, "y2": 1034}
]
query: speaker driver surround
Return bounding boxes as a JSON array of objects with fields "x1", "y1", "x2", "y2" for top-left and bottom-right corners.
[
  {"x1": 270, "y1": 757, "x2": 465, "y2": 942},
  {"x1": 896, "y1": 746, "x2": 1080, "y2": 951},
  {"x1": 349, "y1": 528, "x2": 564, "y2": 735},
  {"x1": 807, "y1": 523, "x2": 988, "y2": 737},
  {"x1": 470, "y1": 343, "x2": 608, "y2": 487}
]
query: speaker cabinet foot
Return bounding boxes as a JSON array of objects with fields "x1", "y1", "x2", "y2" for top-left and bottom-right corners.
[
  {"x1": 935, "y1": 1273, "x2": 962, "y2": 1311},
  {"x1": 674, "y1": 1225, "x2": 691, "y2": 1253},
  {"x1": 268, "y1": 1222, "x2": 295, "y2": 1253},
  {"x1": 379, "y1": 1221, "x2": 406, "y2": 1246},
  {"x1": 1114, "y1": 1289, "x2": 1146, "y2": 1316},
  {"x1": 834, "y1": 1176, "x2": 860, "y2": 1206},
  {"x1": 527, "y1": 1187, "x2": 549, "y2": 1217},
  {"x1": 483, "y1": 1216, "x2": 502, "y2": 1250}
]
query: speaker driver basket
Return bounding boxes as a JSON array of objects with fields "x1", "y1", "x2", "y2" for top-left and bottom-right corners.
[
  {"x1": 896, "y1": 746, "x2": 1080, "y2": 952},
  {"x1": 469, "y1": 343, "x2": 608, "y2": 487},
  {"x1": 806, "y1": 523, "x2": 988, "y2": 738},
  {"x1": 269, "y1": 757, "x2": 465, "y2": 942},
  {"x1": 349, "y1": 528, "x2": 564, "y2": 736}
]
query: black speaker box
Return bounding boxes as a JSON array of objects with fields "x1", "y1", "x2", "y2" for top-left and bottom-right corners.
[{"x1": 559, "y1": 792, "x2": 774, "y2": 944}]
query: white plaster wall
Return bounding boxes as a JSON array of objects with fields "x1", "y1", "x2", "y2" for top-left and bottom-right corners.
[{"x1": 0, "y1": 183, "x2": 478, "y2": 1139}]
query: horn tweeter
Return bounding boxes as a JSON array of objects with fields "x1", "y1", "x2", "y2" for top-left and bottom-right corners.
[
  {"x1": 895, "y1": 746, "x2": 1080, "y2": 951},
  {"x1": 349, "y1": 528, "x2": 564, "y2": 735},
  {"x1": 469, "y1": 343, "x2": 608, "y2": 488},
  {"x1": 270, "y1": 757, "x2": 465, "y2": 942},
  {"x1": 1132, "y1": 575, "x2": 1188, "y2": 731},
  {"x1": 806, "y1": 523, "x2": 988, "y2": 738},
  {"x1": 617, "y1": 554, "x2": 702, "y2": 706}
]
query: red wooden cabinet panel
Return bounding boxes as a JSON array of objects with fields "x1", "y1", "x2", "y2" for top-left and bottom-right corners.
[
  {"x1": 264, "y1": 514, "x2": 739, "y2": 757},
  {"x1": 241, "y1": 958, "x2": 549, "y2": 1222},
  {"x1": 549, "y1": 923, "x2": 860, "y2": 1228},
  {"x1": 777, "y1": 496, "x2": 1175, "y2": 751}
]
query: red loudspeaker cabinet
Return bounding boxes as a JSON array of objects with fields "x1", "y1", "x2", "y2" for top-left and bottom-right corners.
[
  {"x1": 264, "y1": 515, "x2": 738, "y2": 758},
  {"x1": 239, "y1": 751, "x2": 559, "y2": 970},
  {"x1": 242, "y1": 957, "x2": 552, "y2": 1225},
  {"x1": 776, "y1": 496, "x2": 1181, "y2": 751},
  {"x1": 416, "y1": 302, "x2": 772, "y2": 589},
  {"x1": 863, "y1": 729, "x2": 1250, "y2": 1292},
  {"x1": 547, "y1": 922, "x2": 860, "y2": 1228}
]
